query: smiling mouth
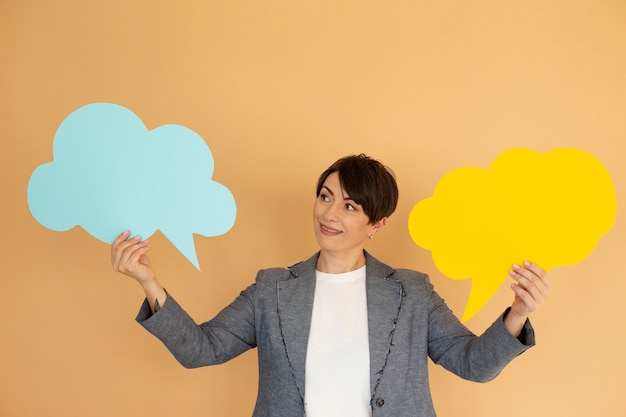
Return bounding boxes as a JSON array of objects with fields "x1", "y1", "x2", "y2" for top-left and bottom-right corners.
[{"x1": 320, "y1": 224, "x2": 342, "y2": 235}]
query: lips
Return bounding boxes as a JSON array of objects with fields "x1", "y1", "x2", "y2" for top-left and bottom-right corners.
[{"x1": 320, "y1": 223, "x2": 342, "y2": 235}]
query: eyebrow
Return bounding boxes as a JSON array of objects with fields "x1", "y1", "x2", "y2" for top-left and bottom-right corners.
[{"x1": 322, "y1": 185, "x2": 353, "y2": 201}]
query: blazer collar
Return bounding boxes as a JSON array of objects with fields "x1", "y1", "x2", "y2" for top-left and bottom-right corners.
[
  {"x1": 287, "y1": 250, "x2": 396, "y2": 279},
  {"x1": 280, "y1": 251, "x2": 403, "y2": 402}
]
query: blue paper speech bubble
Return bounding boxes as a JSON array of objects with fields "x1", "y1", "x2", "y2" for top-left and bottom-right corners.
[{"x1": 27, "y1": 103, "x2": 237, "y2": 269}]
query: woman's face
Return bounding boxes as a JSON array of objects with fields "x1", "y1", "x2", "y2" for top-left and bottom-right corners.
[{"x1": 313, "y1": 172, "x2": 383, "y2": 257}]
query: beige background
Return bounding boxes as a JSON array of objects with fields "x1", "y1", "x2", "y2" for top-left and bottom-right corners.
[{"x1": 2, "y1": 1, "x2": 625, "y2": 416}]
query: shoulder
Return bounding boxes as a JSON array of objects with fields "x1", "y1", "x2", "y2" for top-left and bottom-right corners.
[
  {"x1": 254, "y1": 267, "x2": 295, "y2": 284},
  {"x1": 365, "y1": 251, "x2": 431, "y2": 285},
  {"x1": 253, "y1": 252, "x2": 319, "y2": 284},
  {"x1": 390, "y1": 268, "x2": 434, "y2": 293},
  {"x1": 391, "y1": 267, "x2": 430, "y2": 282},
  {"x1": 365, "y1": 251, "x2": 434, "y2": 296}
]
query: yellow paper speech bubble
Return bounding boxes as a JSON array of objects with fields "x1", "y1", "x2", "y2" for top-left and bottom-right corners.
[{"x1": 408, "y1": 148, "x2": 616, "y2": 322}]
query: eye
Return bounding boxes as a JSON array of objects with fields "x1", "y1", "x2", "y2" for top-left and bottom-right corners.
[
  {"x1": 345, "y1": 203, "x2": 357, "y2": 212},
  {"x1": 319, "y1": 193, "x2": 331, "y2": 202}
]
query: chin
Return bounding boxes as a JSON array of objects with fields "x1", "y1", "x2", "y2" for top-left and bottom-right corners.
[{"x1": 315, "y1": 236, "x2": 338, "y2": 252}]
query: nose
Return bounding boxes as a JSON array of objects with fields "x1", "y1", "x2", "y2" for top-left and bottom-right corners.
[{"x1": 323, "y1": 201, "x2": 340, "y2": 222}]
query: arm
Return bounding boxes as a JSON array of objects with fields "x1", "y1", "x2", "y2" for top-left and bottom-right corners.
[
  {"x1": 426, "y1": 279, "x2": 535, "y2": 382},
  {"x1": 136, "y1": 289, "x2": 257, "y2": 368},
  {"x1": 426, "y1": 262, "x2": 549, "y2": 382},
  {"x1": 111, "y1": 231, "x2": 257, "y2": 368},
  {"x1": 111, "y1": 231, "x2": 166, "y2": 313}
]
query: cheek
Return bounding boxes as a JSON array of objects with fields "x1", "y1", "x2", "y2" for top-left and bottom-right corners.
[
  {"x1": 313, "y1": 202, "x2": 325, "y2": 221},
  {"x1": 357, "y1": 220, "x2": 374, "y2": 235},
  {"x1": 312, "y1": 202, "x2": 320, "y2": 217}
]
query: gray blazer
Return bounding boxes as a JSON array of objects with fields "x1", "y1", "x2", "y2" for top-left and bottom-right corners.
[{"x1": 137, "y1": 251, "x2": 534, "y2": 417}]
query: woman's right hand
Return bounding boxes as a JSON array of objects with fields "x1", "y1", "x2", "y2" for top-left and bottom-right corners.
[
  {"x1": 111, "y1": 231, "x2": 155, "y2": 285},
  {"x1": 111, "y1": 231, "x2": 166, "y2": 313}
]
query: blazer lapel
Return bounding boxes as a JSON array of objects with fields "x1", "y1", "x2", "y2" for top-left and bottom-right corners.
[
  {"x1": 277, "y1": 251, "x2": 402, "y2": 402},
  {"x1": 364, "y1": 252, "x2": 403, "y2": 397},
  {"x1": 277, "y1": 254, "x2": 318, "y2": 401}
]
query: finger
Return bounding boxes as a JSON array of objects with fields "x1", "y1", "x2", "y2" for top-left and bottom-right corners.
[
  {"x1": 111, "y1": 231, "x2": 134, "y2": 263},
  {"x1": 519, "y1": 262, "x2": 551, "y2": 300},
  {"x1": 118, "y1": 240, "x2": 150, "y2": 270},
  {"x1": 510, "y1": 263, "x2": 549, "y2": 300},
  {"x1": 510, "y1": 283, "x2": 537, "y2": 314},
  {"x1": 509, "y1": 264, "x2": 537, "y2": 289},
  {"x1": 510, "y1": 276, "x2": 542, "y2": 307},
  {"x1": 523, "y1": 260, "x2": 545, "y2": 277},
  {"x1": 111, "y1": 235, "x2": 141, "y2": 267},
  {"x1": 524, "y1": 261, "x2": 551, "y2": 293},
  {"x1": 113, "y1": 237, "x2": 145, "y2": 271},
  {"x1": 121, "y1": 243, "x2": 151, "y2": 272},
  {"x1": 112, "y1": 230, "x2": 131, "y2": 246}
]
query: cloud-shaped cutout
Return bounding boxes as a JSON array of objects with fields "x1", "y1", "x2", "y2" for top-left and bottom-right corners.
[
  {"x1": 408, "y1": 148, "x2": 616, "y2": 321},
  {"x1": 27, "y1": 103, "x2": 236, "y2": 270}
]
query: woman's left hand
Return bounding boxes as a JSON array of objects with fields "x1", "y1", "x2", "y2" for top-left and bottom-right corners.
[
  {"x1": 504, "y1": 261, "x2": 550, "y2": 337},
  {"x1": 509, "y1": 261, "x2": 550, "y2": 317}
]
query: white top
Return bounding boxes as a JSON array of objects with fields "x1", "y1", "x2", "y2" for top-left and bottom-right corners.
[{"x1": 304, "y1": 266, "x2": 371, "y2": 417}]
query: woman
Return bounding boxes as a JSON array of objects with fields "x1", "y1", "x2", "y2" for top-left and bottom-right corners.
[{"x1": 111, "y1": 154, "x2": 550, "y2": 417}]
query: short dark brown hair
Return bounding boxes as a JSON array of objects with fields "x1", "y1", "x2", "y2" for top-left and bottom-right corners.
[{"x1": 316, "y1": 154, "x2": 399, "y2": 223}]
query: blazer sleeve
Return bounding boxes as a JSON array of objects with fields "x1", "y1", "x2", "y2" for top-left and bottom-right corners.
[
  {"x1": 425, "y1": 276, "x2": 535, "y2": 382},
  {"x1": 136, "y1": 286, "x2": 258, "y2": 369}
]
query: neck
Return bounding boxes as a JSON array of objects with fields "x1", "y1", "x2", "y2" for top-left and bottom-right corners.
[{"x1": 316, "y1": 249, "x2": 366, "y2": 274}]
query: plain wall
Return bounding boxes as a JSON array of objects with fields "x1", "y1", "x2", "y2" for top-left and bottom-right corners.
[{"x1": 2, "y1": 1, "x2": 625, "y2": 416}]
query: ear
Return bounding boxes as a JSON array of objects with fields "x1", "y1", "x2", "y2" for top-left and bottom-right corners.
[{"x1": 371, "y1": 217, "x2": 387, "y2": 234}]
